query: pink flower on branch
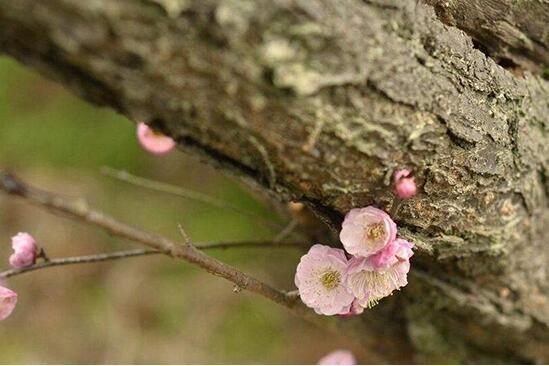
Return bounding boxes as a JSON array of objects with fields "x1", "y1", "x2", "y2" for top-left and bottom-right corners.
[
  {"x1": 339, "y1": 206, "x2": 397, "y2": 257},
  {"x1": 0, "y1": 285, "x2": 17, "y2": 321},
  {"x1": 394, "y1": 168, "x2": 417, "y2": 199},
  {"x1": 295, "y1": 245, "x2": 354, "y2": 315},
  {"x1": 9, "y1": 232, "x2": 37, "y2": 269},
  {"x1": 318, "y1": 349, "x2": 356, "y2": 365},
  {"x1": 136, "y1": 122, "x2": 176, "y2": 155},
  {"x1": 345, "y1": 239, "x2": 414, "y2": 308}
]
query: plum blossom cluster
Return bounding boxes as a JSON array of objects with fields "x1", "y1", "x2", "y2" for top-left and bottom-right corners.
[
  {"x1": 294, "y1": 207, "x2": 413, "y2": 315},
  {"x1": 294, "y1": 170, "x2": 417, "y2": 316}
]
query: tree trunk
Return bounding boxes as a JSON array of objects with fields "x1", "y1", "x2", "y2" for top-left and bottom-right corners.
[
  {"x1": 0, "y1": 0, "x2": 547, "y2": 363},
  {"x1": 424, "y1": 0, "x2": 549, "y2": 74}
]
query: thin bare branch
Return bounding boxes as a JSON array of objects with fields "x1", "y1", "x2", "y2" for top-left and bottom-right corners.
[
  {"x1": 0, "y1": 171, "x2": 299, "y2": 309},
  {"x1": 177, "y1": 222, "x2": 192, "y2": 245},
  {"x1": 274, "y1": 219, "x2": 299, "y2": 242},
  {"x1": 0, "y1": 248, "x2": 158, "y2": 278},
  {"x1": 0, "y1": 171, "x2": 394, "y2": 357},
  {"x1": 0, "y1": 240, "x2": 306, "y2": 279},
  {"x1": 101, "y1": 167, "x2": 284, "y2": 230}
]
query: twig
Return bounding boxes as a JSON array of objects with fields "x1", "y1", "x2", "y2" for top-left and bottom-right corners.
[
  {"x1": 0, "y1": 240, "x2": 306, "y2": 279},
  {"x1": 0, "y1": 249, "x2": 158, "y2": 278},
  {"x1": 246, "y1": 136, "x2": 276, "y2": 188},
  {"x1": 177, "y1": 222, "x2": 192, "y2": 245},
  {"x1": 101, "y1": 167, "x2": 284, "y2": 230},
  {"x1": 274, "y1": 219, "x2": 299, "y2": 242},
  {"x1": 0, "y1": 171, "x2": 385, "y2": 355},
  {"x1": 0, "y1": 171, "x2": 298, "y2": 309}
]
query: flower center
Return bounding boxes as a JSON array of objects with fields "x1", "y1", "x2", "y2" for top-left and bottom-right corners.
[
  {"x1": 362, "y1": 270, "x2": 390, "y2": 291},
  {"x1": 320, "y1": 270, "x2": 341, "y2": 290},
  {"x1": 360, "y1": 268, "x2": 401, "y2": 299},
  {"x1": 366, "y1": 222, "x2": 386, "y2": 241}
]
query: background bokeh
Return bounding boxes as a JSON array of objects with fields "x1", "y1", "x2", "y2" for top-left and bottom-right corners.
[{"x1": 0, "y1": 56, "x2": 365, "y2": 364}]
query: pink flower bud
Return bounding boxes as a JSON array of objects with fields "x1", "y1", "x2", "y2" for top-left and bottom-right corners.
[
  {"x1": 11, "y1": 232, "x2": 36, "y2": 253},
  {"x1": 394, "y1": 169, "x2": 417, "y2": 199},
  {"x1": 136, "y1": 122, "x2": 176, "y2": 155},
  {"x1": 0, "y1": 285, "x2": 17, "y2": 321},
  {"x1": 9, "y1": 232, "x2": 37, "y2": 269},
  {"x1": 318, "y1": 350, "x2": 356, "y2": 365},
  {"x1": 9, "y1": 251, "x2": 35, "y2": 269}
]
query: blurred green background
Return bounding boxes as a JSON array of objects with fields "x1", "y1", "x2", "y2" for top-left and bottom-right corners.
[{"x1": 0, "y1": 56, "x2": 365, "y2": 364}]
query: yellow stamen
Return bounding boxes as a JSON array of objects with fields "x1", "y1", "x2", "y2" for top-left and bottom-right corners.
[
  {"x1": 320, "y1": 270, "x2": 341, "y2": 290},
  {"x1": 365, "y1": 298, "x2": 380, "y2": 309},
  {"x1": 361, "y1": 269, "x2": 400, "y2": 298},
  {"x1": 366, "y1": 222, "x2": 386, "y2": 241}
]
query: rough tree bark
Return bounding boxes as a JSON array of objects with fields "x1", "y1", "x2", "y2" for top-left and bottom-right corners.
[
  {"x1": 424, "y1": 0, "x2": 548, "y2": 74},
  {"x1": 0, "y1": 0, "x2": 548, "y2": 363}
]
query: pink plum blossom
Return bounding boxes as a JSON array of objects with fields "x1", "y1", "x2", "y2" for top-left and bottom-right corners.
[
  {"x1": 295, "y1": 244, "x2": 354, "y2": 316},
  {"x1": 0, "y1": 285, "x2": 17, "y2": 321},
  {"x1": 345, "y1": 238, "x2": 414, "y2": 308},
  {"x1": 136, "y1": 122, "x2": 176, "y2": 155},
  {"x1": 9, "y1": 232, "x2": 37, "y2": 269},
  {"x1": 339, "y1": 206, "x2": 397, "y2": 257},
  {"x1": 394, "y1": 169, "x2": 417, "y2": 199},
  {"x1": 318, "y1": 350, "x2": 356, "y2": 365}
]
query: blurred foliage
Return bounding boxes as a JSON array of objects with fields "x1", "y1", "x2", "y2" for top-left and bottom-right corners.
[{"x1": 0, "y1": 56, "x2": 366, "y2": 364}]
